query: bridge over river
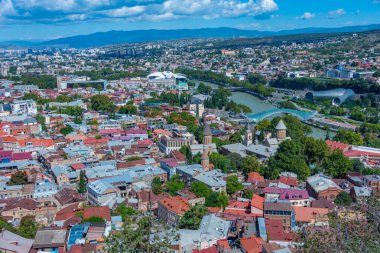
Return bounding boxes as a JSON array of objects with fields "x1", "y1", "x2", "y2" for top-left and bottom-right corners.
[{"x1": 247, "y1": 108, "x2": 317, "y2": 122}]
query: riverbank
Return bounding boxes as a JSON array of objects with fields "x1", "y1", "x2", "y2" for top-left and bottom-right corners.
[{"x1": 196, "y1": 80, "x2": 335, "y2": 139}]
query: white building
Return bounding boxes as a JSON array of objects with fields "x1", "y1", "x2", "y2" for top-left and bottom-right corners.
[
  {"x1": 33, "y1": 180, "x2": 58, "y2": 199},
  {"x1": 147, "y1": 71, "x2": 187, "y2": 88},
  {"x1": 10, "y1": 100, "x2": 37, "y2": 115}
]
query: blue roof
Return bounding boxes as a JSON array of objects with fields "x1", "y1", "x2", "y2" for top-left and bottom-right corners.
[
  {"x1": 258, "y1": 218, "x2": 267, "y2": 242},
  {"x1": 67, "y1": 224, "x2": 89, "y2": 250}
]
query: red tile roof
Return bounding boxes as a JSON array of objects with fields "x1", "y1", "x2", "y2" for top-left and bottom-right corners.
[
  {"x1": 70, "y1": 163, "x2": 86, "y2": 170},
  {"x1": 293, "y1": 206, "x2": 329, "y2": 223},
  {"x1": 247, "y1": 172, "x2": 265, "y2": 183},
  {"x1": 251, "y1": 194, "x2": 264, "y2": 210},
  {"x1": 12, "y1": 152, "x2": 32, "y2": 160},
  {"x1": 279, "y1": 176, "x2": 299, "y2": 187},
  {"x1": 159, "y1": 196, "x2": 189, "y2": 215},
  {"x1": 83, "y1": 206, "x2": 111, "y2": 222},
  {"x1": 192, "y1": 246, "x2": 218, "y2": 253},
  {"x1": 217, "y1": 239, "x2": 231, "y2": 250},
  {"x1": 265, "y1": 219, "x2": 295, "y2": 242},
  {"x1": 325, "y1": 140, "x2": 351, "y2": 151},
  {"x1": 344, "y1": 150, "x2": 380, "y2": 158},
  {"x1": 240, "y1": 236, "x2": 264, "y2": 253}
]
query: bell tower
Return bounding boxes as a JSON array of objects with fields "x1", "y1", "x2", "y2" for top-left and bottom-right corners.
[{"x1": 203, "y1": 124, "x2": 212, "y2": 145}]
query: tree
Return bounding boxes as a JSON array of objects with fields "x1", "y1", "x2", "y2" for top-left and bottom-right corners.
[
  {"x1": 73, "y1": 117, "x2": 82, "y2": 124},
  {"x1": 60, "y1": 125, "x2": 74, "y2": 135},
  {"x1": 18, "y1": 216, "x2": 38, "y2": 239},
  {"x1": 229, "y1": 132, "x2": 243, "y2": 143},
  {"x1": 256, "y1": 119, "x2": 272, "y2": 132},
  {"x1": 334, "y1": 129, "x2": 364, "y2": 145},
  {"x1": 267, "y1": 139, "x2": 311, "y2": 180},
  {"x1": 334, "y1": 191, "x2": 352, "y2": 206},
  {"x1": 8, "y1": 171, "x2": 28, "y2": 186},
  {"x1": 114, "y1": 203, "x2": 138, "y2": 222},
  {"x1": 271, "y1": 115, "x2": 311, "y2": 140},
  {"x1": 241, "y1": 155, "x2": 261, "y2": 176},
  {"x1": 165, "y1": 175, "x2": 184, "y2": 196},
  {"x1": 90, "y1": 94, "x2": 116, "y2": 113},
  {"x1": 190, "y1": 181, "x2": 212, "y2": 198},
  {"x1": 243, "y1": 189, "x2": 253, "y2": 199},
  {"x1": 56, "y1": 95, "x2": 72, "y2": 103},
  {"x1": 301, "y1": 137, "x2": 330, "y2": 167},
  {"x1": 84, "y1": 216, "x2": 106, "y2": 223},
  {"x1": 179, "y1": 145, "x2": 193, "y2": 164},
  {"x1": 226, "y1": 175, "x2": 244, "y2": 195},
  {"x1": 119, "y1": 104, "x2": 138, "y2": 115},
  {"x1": 78, "y1": 170, "x2": 86, "y2": 194},
  {"x1": 322, "y1": 150, "x2": 352, "y2": 178},
  {"x1": 205, "y1": 192, "x2": 229, "y2": 208},
  {"x1": 226, "y1": 153, "x2": 243, "y2": 171},
  {"x1": 209, "y1": 152, "x2": 233, "y2": 173},
  {"x1": 151, "y1": 177, "x2": 163, "y2": 195},
  {"x1": 106, "y1": 217, "x2": 175, "y2": 253},
  {"x1": 179, "y1": 205, "x2": 208, "y2": 229}
]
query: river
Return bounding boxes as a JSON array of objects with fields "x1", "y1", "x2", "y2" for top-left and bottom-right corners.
[{"x1": 195, "y1": 80, "x2": 334, "y2": 140}]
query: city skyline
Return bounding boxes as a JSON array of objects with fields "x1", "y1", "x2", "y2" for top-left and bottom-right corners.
[{"x1": 0, "y1": 0, "x2": 379, "y2": 41}]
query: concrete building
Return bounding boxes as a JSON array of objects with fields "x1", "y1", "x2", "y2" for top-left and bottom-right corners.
[
  {"x1": 306, "y1": 174, "x2": 342, "y2": 200},
  {"x1": 10, "y1": 100, "x2": 37, "y2": 115},
  {"x1": 33, "y1": 180, "x2": 58, "y2": 199},
  {"x1": 157, "y1": 196, "x2": 189, "y2": 226},
  {"x1": 264, "y1": 201, "x2": 295, "y2": 232}
]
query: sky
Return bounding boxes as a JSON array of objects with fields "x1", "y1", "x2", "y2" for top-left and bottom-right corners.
[{"x1": 0, "y1": 0, "x2": 379, "y2": 41}]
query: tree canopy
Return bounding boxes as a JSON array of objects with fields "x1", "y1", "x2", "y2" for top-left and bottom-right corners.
[
  {"x1": 179, "y1": 205, "x2": 208, "y2": 230},
  {"x1": 226, "y1": 175, "x2": 244, "y2": 195},
  {"x1": 90, "y1": 94, "x2": 116, "y2": 113}
]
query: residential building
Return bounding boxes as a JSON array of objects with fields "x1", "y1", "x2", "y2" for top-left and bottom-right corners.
[
  {"x1": 264, "y1": 201, "x2": 295, "y2": 232},
  {"x1": 10, "y1": 100, "x2": 37, "y2": 115},
  {"x1": 157, "y1": 196, "x2": 189, "y2": 226},
  {"x1": 306, "y1": 174, "x2": 342, "y2": 200}
]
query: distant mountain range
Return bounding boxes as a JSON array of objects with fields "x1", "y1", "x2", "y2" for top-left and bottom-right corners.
[{"x1": 3, "y1": 24, "x2": 380, "y2": 48}]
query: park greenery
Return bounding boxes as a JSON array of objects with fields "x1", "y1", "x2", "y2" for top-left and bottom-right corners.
[
  {"x1": 271, "y1": 76, "x2": 380, "y2": 94},
  {"x1": 180, "y1": 69, "x2": 274, "y2": 97},
  {"x1": 73, "y1": 69, "x2": 148, "y2": 81}
]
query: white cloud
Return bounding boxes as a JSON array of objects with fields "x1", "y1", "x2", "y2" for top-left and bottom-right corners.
[
  {"x1": 0, "y1": 0, "x2": 16, "y2": 18},
  {"x1": 0, "y1": 0, "x2": 280, "y2": 24},
  {"x1": 298, "y1": 12, "x2": 315, "y2": 20},
  {"x1": 100, "y1": 6, "x2": 145, "y2": 17},
  {"x1": 328, "y1": 8, "x2": 346, "y2": 19},
  {"x1": 66, "y1": 14, "x2": 87, "y2": 21},
  {"x1": 14, "y1": 0, "x2": 77, "y2": 11},
  {"x1": 160, "y1": 0, "x2": 278, "y2": 19}
]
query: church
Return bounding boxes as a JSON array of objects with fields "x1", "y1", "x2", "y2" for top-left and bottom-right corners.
[
  {"x1": 221, "y1": 120, "x2": 290, "y2": 160},
  {"x1": 190, "y1": 124, "x2": 217, "y2": 170}
]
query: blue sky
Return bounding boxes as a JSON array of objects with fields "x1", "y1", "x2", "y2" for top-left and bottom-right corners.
[{"x1": 0, "y1": 0, "x2": 379, "y2": 41}]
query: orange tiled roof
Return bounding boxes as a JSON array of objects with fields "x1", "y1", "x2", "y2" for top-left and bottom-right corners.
[
  {"x1": 293, "y1": 206, "x2": 329, "y2": 223},
  {"x1": 17, "y1": 138, "x2": 54, "y2": 147},
  {"x1": 159, "y1": 196, "x2": 189, "y2": 215},
  {"x1": 251, "y1": 194, "x2": 264, "y2": 210},
  {"x1": 240, "y1": 236, "x2": 264, "y2": 253},
  {"x1": 247, "y1": 172, "x2": 265, "y2": 183}
]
